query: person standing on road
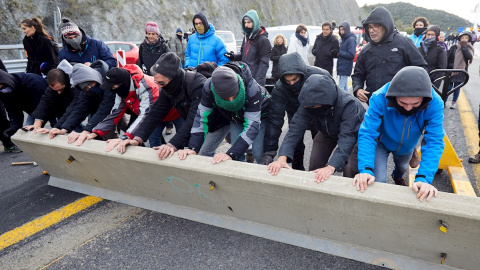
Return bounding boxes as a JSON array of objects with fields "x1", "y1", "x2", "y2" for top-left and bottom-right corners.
[
  {"x1": 184, "y1": 12, "x2": 229, "y2": 68},
  {"x1": 438, "y1": 31, "x2": 448, "y2": 51},
  {"x1": 270, "y1": 34, "x2": 288, "y2": 84},
  {"x1": 312, "y1": 22, "x2": 339, "y2": 76},
  {"x1": 418, "y1": 25, "x2": 447, "y2": 89},
  {"x1": 21, "y1": 18, "x2": 58, "y2": 76},
  {"x1": 169, "y1": 28, "x2": 186, "y2": 67},
  {"x1": 352, "y1": 66, "x2": 444, "y2": 202},
  {"x1": 409, "y1": 17, "x2": 429, "y2": 47},
  {"x1": 137, "y1": 21, "x2": 171, "y2": 76},
  {"x1": 336, "y1": 21, "x2": 356, "y2": 91},
  {"x1": 267, "y1": 73, "x2": 364, "y2": 182},
  {"x1": 224, "y1": 9, "x2": 272, "y2": 87},
  {"x1": 287, "y1": 24, "x2": 311, "y2": 66}
]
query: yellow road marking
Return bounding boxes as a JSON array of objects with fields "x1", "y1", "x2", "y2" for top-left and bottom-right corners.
[
  {"x1": 0, "y1": 196, "x2": 102, "y2": 250},
  {"x1": 457, "y1": 89, "x2": 480, "y2": 192}
]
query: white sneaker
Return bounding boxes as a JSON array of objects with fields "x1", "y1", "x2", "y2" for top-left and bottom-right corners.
[{"x1": 450, "y1": 101, "x2": 456, "y2": 109}]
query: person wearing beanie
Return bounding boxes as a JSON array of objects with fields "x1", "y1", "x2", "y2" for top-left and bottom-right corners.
[
  {"x1": 58, "y1": 18, "x2": 116, "y2": 69},
  {"x1": 224, "y1": 9, "x2": 271, "y2": 87},
  {"x1": 418, "y1": 25, "x2": 447, "y2": 89},
  {"x1": 184, "y1": 12, "x2": 229, "y2": 68},
  {"x1": 267, "y1": 73, "x2": 365, "y2": 183},
  {"x1": 109, "y1": 52, "x2": 207, "y2": 158},
  {"x1": 169, "y1": 27, "x2": 186, "y2": 67},
  {"x1": 178, "y1": 62, "x2": 270, "y2": 164},
  {"x1": 353, "y1": 66, "x2": 445, "y2": 202},
  {"x1": 137, "y1": 21, "x2": 170, "y2": 76}
]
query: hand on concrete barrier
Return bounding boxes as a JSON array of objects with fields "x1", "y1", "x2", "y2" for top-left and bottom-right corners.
[
  {"x1": 75, "y1": 131, "x2": 91, "y2": 146},
  {"x1": 68, "y1": 131, "x2": 80, "y2": 143},
  {"x1": 352, "y1": 173, "x2": 375, "y2": 192},
  {"x1": 212, "y1": 153, "x2": 232, "y2": 164},
  {"x1": 35, "y1": 128, "x2": 50, "y2": 134},
  {"x1": 86, "y1": 133, "x2": 98, "y2": 140},
  {"x1": 412, "y1": 182, "x2": 438, "y2": 202},
  {"x1": 49, "y1": 128, "x2": 67, "y2": 139},
  {"x1": 104, "y1": 138, "x2": 123, "y2": 152},
  {"x1": 178, "y1": 149, "x2": 196, "y2": 160},
  {"x1": 312, "y1": 165, "x2": 335, "y2": 183},
  {"x1": 267, "y1": 156, "x2": 291, "y2": 176},
  {"x1": 355, "y1": 89, "x2": 370, "y2": 103},
  {"x1": 23, "y1": 125, "x2": 36, "y2": 131},
  {"x1": 156, "y1": 144, "x2": 176, "y2": 160}
]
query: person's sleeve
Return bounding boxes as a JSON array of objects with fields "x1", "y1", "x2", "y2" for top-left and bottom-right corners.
[
  {"x1": 215, "y1": 38, "x2": 230, "y2": 66},
  {"x1": 59, "y1": 92, "x2": 91, "y2": 132},
  {"x1": 270, "y1": 48, "x2": 281, "y2": 62},
  {"x1": 136, "y1": 44, "x2": 143, "y2": 67},
  {"x1": 403, "y1": 39, "x2": 427, "y2": 69},
  {"x1": 54, "y1": 89, "x2": 80, "y2": 129},
  {"x1": 31, "y1": 88, "x2": 55, "y2": 121},
  {"x1": 263, "y1": 87, "x2": 288, "y2": 153},
  {"x1": 131, "y1": 92, "x2": 172, "y2": 143},
  {"x1": 184, "y1": 41, "x2": 191, "y2": 68},
  {"x1": 460, "y1": 46, "x2": 473, "y2": 63},
  {"x1": 338, "y1": 38, "x2": 356, "y2": 60},
  {"x1": 254, "y1": 38, "x2": 272, "y2": 86},
  {"x1": 438, "y1": 47, "x2": 447, "y2": 69},
  {"x1": 311, "y1": 39, "x2": 317, "y2": 55},
  {"x1": 97, "y1": 41, "x2": 117, "y2": 68},
  {"x1": 416, "y1": 97, "x2": 445, "y2": 184},
  {"x1": 42, "y1": 39, "x2": 57, "y2": 75},
  {"x1": 188, "y1": 83, "x2": 215, "y2": 152},
  {"x1": 232, "y1": 39, "x2": 245, "y2": 61},
  {"x1": 277, "y1": 107, "x2": 310, "y2": 161},
  {"x1": 357, "y1": 95, "x2": 383, "y2": 176},
  {"x1": 84, "y1": 90, "x2": 116, "y2": 132},
  {"x1": 92, "y1": 94, "x2": 126, "y2": 137},
  {"x1": 328, "y1": 102, "x2": 365, "y2": 171},
  {"x1": 351, "y1": 51, "x2": 366, "y2": 93},
  {"x1": 124, "y1": 88, "x2": 156, "y2": 138},
  {"x1": 287, "y1": 40, "x2": 296, "y2": 54}
]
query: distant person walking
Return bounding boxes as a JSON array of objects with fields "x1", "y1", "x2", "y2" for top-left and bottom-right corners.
[
  {"x1": 409, "y1": 17, "x2": 428, "y2": 47},
  {"x1": 336, "y1": 21, "x2": 356, "y2": 91},
  {"x1": 21, "y1": 18, "x2": 58, "y2": 76},
  {"x1": 312, "y1": 22, "x2": 339, "y2": 75},
  {"x1": 270, "y1": 34, "x2": 288, "y2": 84},
  {"x1": 418, "y1": 25, "x2": 447, "y2": 89},
  {"x1": 169, "y1": 28, "x2": 186, "y2": 67},
  {"x1": 287, "y1": 24, "x2": 311, "y2": 66},
  {"x1": 137, "y1": 21, "x2": 171, "y2": 76}
]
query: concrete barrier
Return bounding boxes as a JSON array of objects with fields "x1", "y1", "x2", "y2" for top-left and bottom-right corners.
[{"x1": 12, "y1": 131, "x2": 480, "y2": 269}]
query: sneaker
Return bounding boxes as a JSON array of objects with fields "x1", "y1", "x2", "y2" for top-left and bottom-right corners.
[
  {"x1": 409, "y1": 148, "x2": 420, "y2": 168},
  {"x1": 393, "y1": 177, "x2": 407, "y2": 186},
  {"x1": 4, "y1": 145, "x2": 22, "y2": 153},
  {"x1": 165, "y1": 127, "x2": 173, "y2": 135},
  {"x1": 450, "y1": 101, "x2": 456, "y2": 109},
  {"x1": 468, "y1": 152, "x2": 480, "y2": 164}
]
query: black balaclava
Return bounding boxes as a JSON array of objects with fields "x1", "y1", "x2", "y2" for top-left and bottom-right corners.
[
  {"x1": 162, "y1": 69, "x2": 184, "y2": 97},
  {"x1": 284, "y1": 77, "x2": 304, "y2": 94},
  {"x1": 414, "y1": 27, "x2": 427, "y2": 37}
]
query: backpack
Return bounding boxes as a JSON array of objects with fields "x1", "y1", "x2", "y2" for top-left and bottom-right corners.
[
  {"x1": 184, "y1": 61, "x2": 218, "y2": 89},
  {"x1": 49, "y1": 39, "x2": 60, "y2": 66}
]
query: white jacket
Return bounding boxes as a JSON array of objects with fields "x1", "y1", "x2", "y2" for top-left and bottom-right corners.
[{"x1": 287, "y1": 34, "x2": 310, "y2": 65}]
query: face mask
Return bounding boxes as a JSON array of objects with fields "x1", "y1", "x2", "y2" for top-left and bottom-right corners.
[
  {"x1": 245, "y1": 28, "x2": 253, "y2": 36},
  {"x1": 284, "y1": 79, "x2": 303, "y2": 94},
  {"x1": 306, "y1": 106, "x2": 333, "y2": 117},
  {"x1": 195, "y1": 24, "x2": 205, "y2": 34},
  {"x1": 176, "y1": 34, "x2": 183, "y2": 40},
  {"x1": 88, "y1": 84, "x2": 103, "y2": 95},
  {"x1": 162, "y1": 69, "x2": 182, "y2": 97},
  {"x1": 0, "y1": 86, "x2": 12, "y2": 94},
  {"x1": 414, "y1": 28, "x2": 427, "y2": 37},
  {"x1": 65, "y1": 34, "x2": 83, "y2": 51},
  {"x1": 392, "y1": 101, "x2": 421, "y2": 116},
  {"x1": 423, "y1": 37, "x2": 436, "y2": 47}
]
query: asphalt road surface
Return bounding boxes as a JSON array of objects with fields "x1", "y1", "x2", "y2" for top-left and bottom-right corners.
[{"x1": 1, "y1": 42, "x2": 479, "y2": 269}]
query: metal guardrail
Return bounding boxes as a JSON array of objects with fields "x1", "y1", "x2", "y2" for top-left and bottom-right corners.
[{"x1": 1, "y1": 44, "x2": 27, "y2": 73}]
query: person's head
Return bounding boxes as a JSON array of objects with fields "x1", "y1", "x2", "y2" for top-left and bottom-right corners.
[
  {"x1": 423, "y1": 25, "x2": 440, "y2": 41},
  {"x1": 321, "y1": 22, "x2": 332, "y2": 37},
  {"x1": 339, "y1": 26, "x2": 344, "y2": 35},
  {"x1": 211, "y1": 66, "x2": 246, "y2": 111},
  {"x1": 338, "y1": 21, "x2": 351, "y2": 38},
  {"x1": 362, "y1": 7, "x2": 394, "y2": 44},
  {"x1": 47, "y1": 69, "x2": 67, "y2": 94},
  {"x1": 283, "y1": 74, "x2": 302, "y2": 86},
  {"x1": 0, "y1": 70, "x2": 16, "y2": 94},
  {"x1": 386, "y1": 66, "x2": 432, "y2": 116},
  {"x1": 176, "y1": 28, "x2": 183, "y2": 39},
  {"x1": 458, "y1": 31, "x2": 472, "y2": 43},
  {"x1": 192, "y1": 12, "x2": 209, "y2": 35},
  {"x1": 273, "y1": 34, "x2": 287, "y2": 47},
  {"x1": 424, "y1": 30, "x2": 436, "y2": 40},
  {"x1": 367, "y1": 23, "x2": 386, "y2": 43},
  {"x1": 244, "y1": 18, "x2": 253, "y2": 29},
  {"x1": 150, "y1": 52, "x2": 181, "y2": 89},
  {"x1": 296, "y1": 24, "x2": 308, "y2": 37},
  {"x1": 101, "y1": 67, "x2": 132, "y2": 98},
  {"x1": 412, "y1": 17, "x2": 429, "y2": 29},
  {"x1": 439, "y1": 31, "x2": 446, "y2": 42},
  {"x1": 21, "y1": 18, "x2": 51, "y2": 39},
  {"x1": 298, "y1": 74, "x2": 338, "y2": 116},
  {"x1": 145, "y1": 21, "x2": 160, "y2": 43},
  {"x1": 242, "y1": 10, "x2": 260, "y2": 37},
  {"x1": 60, "y1": 18, "x2": 83, "y2": 50}
]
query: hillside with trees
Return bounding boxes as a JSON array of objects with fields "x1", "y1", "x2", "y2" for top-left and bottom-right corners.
[{"x1": 361, "y1": 2, "x2": 473, "y2": 34}]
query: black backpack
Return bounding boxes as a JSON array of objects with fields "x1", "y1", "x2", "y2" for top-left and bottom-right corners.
[{"x1": 184, "y1": 61, "x2": 218, "y2": 89}]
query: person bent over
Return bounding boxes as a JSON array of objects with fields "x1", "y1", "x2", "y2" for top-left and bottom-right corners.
[
  {"x1": 178, "y1": 62, "x2": 270, "y2": 164},
  {"x1": 353, "y1": 66, "x2": 445, "y2": 202},
  {"x1": 268, "y1": 74, "x2": 365, "y2": 182}
]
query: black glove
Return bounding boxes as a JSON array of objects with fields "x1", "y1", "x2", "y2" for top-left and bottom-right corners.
[
  {"x1": 224, "y1": 51, "x2": 235, "y2": 61},
  {"x1": 258, "y1": 151, "x2": 276, "y2": 165},
  {"x1": 3, "y1": 126, "x2": 18, "y2": 139},
  {"x1": 331, "y1": 49, "x2": 339, "y2": 58}
]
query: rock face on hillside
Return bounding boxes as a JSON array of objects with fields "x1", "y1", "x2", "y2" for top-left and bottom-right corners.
[{"x1": 1, "y1": 0, "x2": 363, "y2": 45}]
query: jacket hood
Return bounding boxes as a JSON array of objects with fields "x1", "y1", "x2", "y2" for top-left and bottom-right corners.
[
  {"x1": 298, "y1": 74, "x2": 338, "y2": 107},
  {"x1": 385, "y1": 66, "x2": 432, "y2": 104},
  {"x1": 339, "y1": 21, "x2": 351, "y2": 36},
  {"x1": 0, "y1": 69, "x2": 16, "y2": 89},
  {"x1": 61, "y1": 27, "x2": 87, "y2": 51},
  {"x1": 192, "y1": 12, "x2": 209, "y2": 33},
  {"x1": 71, "y1": 63, "x2": 103, "y2": 87},
  {"x1": 363, "y1": 6, "x2": 395, "y2": 44},
  {"x1": 242, "y1": 10, "x2": 260, "y2": 38},
  {"x1": 423, "y1": 25, "x2": 440, "y2": 37},
  {"x1": 57, "y1": 59, "x2": 73, "y2": 76},
  {"x1": 278, "y1": 52, "x2": 307, "y2": 79},
  {"x1": 458, "y1": 30, "x2": 473, "y2": 42}
]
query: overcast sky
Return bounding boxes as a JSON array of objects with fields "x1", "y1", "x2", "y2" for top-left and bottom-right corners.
[{"x1": 356, "y1": 0, "x2": 479, "y2": 24}]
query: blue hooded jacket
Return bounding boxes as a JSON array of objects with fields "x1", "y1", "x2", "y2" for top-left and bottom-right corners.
[
  {"x1": 358, "y1": 66, "x2": 444, "y2": 184},
  {"x1": 337, "y1": 22, "x2": 357, "y2": 76},
  {"x1": 185, "y1": 23, "x2": 229, "y2": 68}
]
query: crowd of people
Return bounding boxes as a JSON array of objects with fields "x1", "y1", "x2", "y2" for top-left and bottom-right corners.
[{"x1": 0, "y1": 7, "x2": 478, "y2": 202}]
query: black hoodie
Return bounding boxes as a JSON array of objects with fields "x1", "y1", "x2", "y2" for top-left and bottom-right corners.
[{"x1": 352, "y1": 6, "x2": 427, "y2": 98}]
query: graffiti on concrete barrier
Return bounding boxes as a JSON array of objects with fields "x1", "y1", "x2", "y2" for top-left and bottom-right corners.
[{"x1": 167, "y1": 176, "x2": 217, "y2": 204}]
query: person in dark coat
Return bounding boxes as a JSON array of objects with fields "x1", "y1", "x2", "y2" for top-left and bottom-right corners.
[
  {"x1": 259, "y1": 52, "x2": 328, "y2": 169},
  {"x1": 311, "y1": 21, "x2": 340, "y2": 76},
  {"x1": 352, "y1": 6, "x2": 427, "y2": 103},
  {"x1": 137, "y1": 21, "x2": 171, "y2": 75},
  {"x1": 0, "y1": 59, "x2": 18, "y2": 152},
  {"x1": 21, "y1": 18, "x2": 58, "y2": 76},
  {"x1": 225, "y1": 9, "x2": 272, "y2": 87},
  {"x1": 337, "y1": 21, "x2": 357, "y2": 91},
  {"x1": 58, "y1": 18, "x2": 116, "y2": 69},
  {"x1": 418, "y1": 25, "x2": 447, "y2": 89},
  {"x1": 270, "y1": 34, "x2": 288, "y2": 84},
  {"x1": 113, "y1": 52, "x2": 207, "y2": 159},
  {"x1": 267, "y1": 73, "x2": 365, "y2": 182},
  {"x1": 0, "y1": 70, "x2": 48, "y2": 143}
]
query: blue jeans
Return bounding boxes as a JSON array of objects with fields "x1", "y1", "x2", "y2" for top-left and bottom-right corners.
[
  {"x1": 198, "y1": 120, "x2": 267, "y2": 163},
  {"x1": 148, "y1": 117, "x2": 185, "y2": 148},
  {"x1": 338, "y1": 75, "x2": 349, "y2": 92},
  {"x1": 450, "y1": 82, "x2": 461, "y2": 102},
  {"x1": 374, "y1": 142, "x2": 414, "y2": 183}
]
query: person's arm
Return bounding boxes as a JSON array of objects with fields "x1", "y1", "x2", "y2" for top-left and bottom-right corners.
[
  {"x1": 41, "y1": 38, "x2": 57, "y2": 75},
  {"x1": 215, "y1": 37, "x2": 230, "y2": 66},
  {"x1": 338, "y1": 38, "x2": 356, "y2": 60},
  {"x1": 136, "y1": 44, "x2": 144, "y2": 68},
  {"x1": 188, "y1": 83, "x2": 215, "y2": 153},
  {"x1": 403, "y1": 38, "x2": 427, "y2": 69},
  {"x1": 92, "y1": 94, "x2": 127, "y2": 138},
  {"x1": 254, "y1": 37, "x2": 272, "y2": 86},
  {"x1": 184, "y1": 41, "x2": 191, "y2": 68},
  {"x1": 31, "y1": 88, "x2": 55, "y2": 124},
  {"x1": 83, "y1": 90, "x2": 116, "y2": 132},
  {"x1": 351, "y1": 49, "x2": 367, "y2": 99},
  {"x1": 262, "y1": 87, "x2": 288, "y2": 155},
  {"x1": 460, "y1": 44, "x2": 473, "y2": 63},
  {"x1": 54, "y1": 88, "x2": 80, "y2": 129},
  {"x1": 311, "y1": 38, "x2": 318, "y2": 55},
  {"x1": 97, "y1": 40, "x2": 117, "y2": 69},
  {"x1": 277, "y1": 107, "x2": 311, "y2": 162},
  {"x1": 438, "y1": 47, "x2": 447, "y2": 70},
  {"x1": 59, "y1": 91, "x2": 91, "y2": 132},
  {"x1": 123, "y1": 88, "x2": 157, "y2": 138}
]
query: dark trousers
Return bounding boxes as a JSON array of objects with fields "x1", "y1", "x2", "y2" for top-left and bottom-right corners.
[
  {"x1": 309, "y1": 131, "x2": 358, "y2": 178},
  {"x1": 0, "y1": 102, "x2": 13, "y2": 148}
]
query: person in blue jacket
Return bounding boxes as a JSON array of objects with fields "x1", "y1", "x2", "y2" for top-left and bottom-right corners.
[
  {"x1": 336, "y1": 21, "x2": 356, "y2": 91},
  {"x1": 184, "y1": 12, "x2": 229, "y2": 68},
  {"x1": 58, "y1": 18, "x2": 117, "y2": 69},
  {"x1": 353, "y1": 66, "x2": 445, "y2": 202},
  {"x1": 408, "y1": 17, "x2": 428, "y2": 47}
]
